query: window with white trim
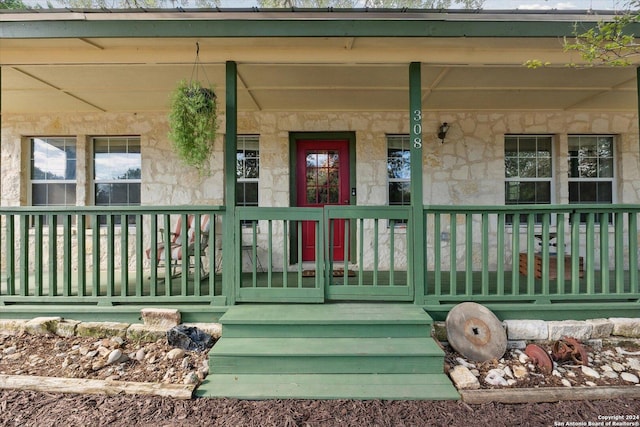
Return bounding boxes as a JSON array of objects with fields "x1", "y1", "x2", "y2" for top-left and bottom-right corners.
[
  {"x1": 504, "y1": 135, "x2": 553, "y2": 223},
  {"x1": 387, "y1": 135, "x2": 411, "y2": 225},
  {"x1": 94, "y1": 136, "x2": 141, "y2": 224},
  {"x1": 568, "y1": 135, "x2": 614, "y2": 223},
  {"x1": 31, "y1": 137, "x2": 77, "y2": 214},
  {"x1": 236, "y1": 135, "x2": 260, "y2": 208}
]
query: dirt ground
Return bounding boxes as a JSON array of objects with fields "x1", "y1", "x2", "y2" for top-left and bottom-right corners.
[
  {"x1": 1, "y1": 333, "x2": 640, "y2": 426},
  {"x1": 0, "y1": 390, "x2": 639, "y2": 426}
]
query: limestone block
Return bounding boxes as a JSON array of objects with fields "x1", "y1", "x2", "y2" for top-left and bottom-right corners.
[
  {"x1": 548, "y1": 320, "x2": 593, "y2": 341},
  {"x1": 140, "y1": 308, "x2": 181, "y2": 329},
  {"x1": 25, "y1": 317, "x2": 62, "y2": 336},
  {"x1": 586, "y1": 319, "x2": 614, "y2": 338},
  {"x1": 76, "y1": 321, "x2": 130, "y2": 339},
  {"x1": 432, "y1": 321, "x2": 447, "y2": 342},
  {"x1": 182, "y1": 323, "x2": 223, "y2": 339},
  {"x1": 610, "y1": 318, "x2": 640, "y2": 338},
  {"x1": 55, "y1": 319, "x2": 81, "y2": 337},
  {"x1": 0, "y1": 319, "x2": 27, "y2": 335},
  {"x1": 503, "y1": 320, "x2": 548, "y2": 340},
  {"x1": 126, "y1": 324, "x2": 168, "y2": 343},
  {"x1": 449, "y1": 365, "x2": 480, "y2": 390},
  {"x1": 506, "y1": 340, "x2": 527, "y2": 350}
]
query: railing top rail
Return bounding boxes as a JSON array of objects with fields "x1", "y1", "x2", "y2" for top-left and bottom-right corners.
[
  {"x1": 0, "y1": 205, "x2": 226, "y2": 214},
  {"x1": 325, "y1": 205, "x2": 411, "y2": 219},
  {"x1": 423, "y1": 204, "x2": 640, "y2": 213},
  {"x1": 237, "y1": 206, "x2": 324, "y2": 220}
]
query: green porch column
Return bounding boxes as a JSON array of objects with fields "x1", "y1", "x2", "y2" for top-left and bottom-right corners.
[
  {"x1": 410, "y1": 62, "x2": 425, "y2": 305},
  {"x1": 637, "y1": 66, "x2": 640, "y2": 156},
  {"x1": 222, "y1": 61, "x2": 238, "y2": 305}
]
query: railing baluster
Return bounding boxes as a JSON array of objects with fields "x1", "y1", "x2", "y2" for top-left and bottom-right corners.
[
  {"x1": 6, "y1": 215, "x2": 16, "y2": 295},
  {"x1": 465, "y1": 213, "x2": 473, "y2": 296},
  {"x1": 614, "y1": 211, "x2": 624, "y2": 293},
  {"x1": 92, "y1": 213, "x2": 101, "y2": 297},
  {"x1": 34, "y1": 214, "x2": 43, "y2": 296},
  {"x1": 150, "y1": 214, "x2": 158, "y2": 297},
  {"x1": 358, "y1": 218, "x2": 364, "y2": 287},
  {"x1": 526, "y1": 213, "x2": 535, "y2": 296},
  {"x1": 283, "y1": 220, "x2": 289, "y2": 289},
  {"x1": 496, "y1": 212, "x2": 505, "y2": 296},
  {"x1": 570, "y1": 211, "x2": 580, "y2": 294},
  {"x1": 629, "y1": 212, "x2": 639, "y2": 292},
  {"x1": 585, "y1": 212, "x2": 595, "y2": 294},
  {"x1": 48, "y1": 214, "x2": 57, "y2": 297},
  {"x1": 541, "y1": 213, "x2": 550, "y2": 297},
  {"x1": 179, "y1": 214, "x2": 188, "y2": 297},
  {"x1": 389, "y1": 219, "x2": 395, "y2": 287},
  {"x1": 106, "y1": 215, "x2": 115, "y2": 298},
  {"x1": 373, "y1": 218, "x2": 379, "y2": 287},
  {"x1": 77, "y1": 215, "x2": 86, "y2": 297},
  {"x1": 556, "y1": 213, "x2": 565, "y2": 295},
  {"x1": 449, "y1": 213, "x2": 457, "y2": 295},
  {"x1": 135, "y1": 214, "x2": 143, "y2": 297},
  {"x1": 120, "y1": 214, "x2": 129, "y2": 297},
  {"x1": 251, "y1": 220, "x2": 258, "y2": 289},
  {"x1": 433, "y1": 213, "x2": 442, "y2": 297},
  {"x1": 267, "y1": 219, "x2": 273, "y2": 287},
  {"x1": 481, "y1": 212, "x2": 489, "y2": 295},
  {"x1": 511, "y1": 214, "x2": 520, "y2": 295},
  {"x1": 63, "y1": 214, "x2": 72, "y2": 297},
  {"x1": 600, "y1": 212, "x2": 610, "y2": 293},
  {"x1": 20, "y1": 214, "x2": 29, "y2": 297}
]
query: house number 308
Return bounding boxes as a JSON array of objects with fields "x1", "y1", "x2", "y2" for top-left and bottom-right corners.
[{"x1": 412, "y1": 109, "x2": 423, "y2": 149}]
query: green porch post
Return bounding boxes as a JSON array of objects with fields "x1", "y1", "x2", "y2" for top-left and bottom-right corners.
[
  {"x1": 637, "y1": 66, "x2": 640, "y2": 156},
  {"x1": 410, "y1": 62, "x2": 425, "y2": 305},
  {"x1": 222, "y1": 61, "x2": 238, "y2": 305}
]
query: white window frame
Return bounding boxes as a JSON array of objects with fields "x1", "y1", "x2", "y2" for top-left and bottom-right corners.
[
  {"x1": 30, "y1": 136, "x2": 77, "y2": 210},
  {"x1": 567, "y1": 134, "x2": 616, "y2": 205},
  {"x1": 92, "y1": 136, "x2": 141, "y2": 207}
]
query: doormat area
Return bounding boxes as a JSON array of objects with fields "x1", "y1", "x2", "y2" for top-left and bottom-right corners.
[{"x1": 302, "y1": 269, "x2": 356, "y2": 277}]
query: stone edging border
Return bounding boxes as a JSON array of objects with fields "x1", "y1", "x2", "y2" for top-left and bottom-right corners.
[
  {"x1": 460, "y1": 385, "x2": 640, "y2": 404},
  {"x1": 0, "y1": 374, "x2": 195, "y2": 400}
]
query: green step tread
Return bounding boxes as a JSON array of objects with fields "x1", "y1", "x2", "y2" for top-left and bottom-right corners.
[
  {"x1": 211, "y1": 337, "x2": 444, "y2": 357},
  {"x1": 197, "y1": 374, "x2": 459, "y2": 400},
  {"x1": 220, "y1": 303, "x2": 432, "y2": 325}
]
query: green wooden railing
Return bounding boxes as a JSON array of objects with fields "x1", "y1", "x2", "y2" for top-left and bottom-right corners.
[
  {"x1": 235, "y1": 207, "x2": 325, "y2": 302},
  {"x1": 423, "y1": 204, "x2": 640, "y2": 304},
  {"x1": 0, "y1": 206, "x2": 225, "y2": 305}
]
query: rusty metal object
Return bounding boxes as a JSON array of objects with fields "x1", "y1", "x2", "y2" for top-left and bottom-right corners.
[
  {"x1": 551, "y1": 337, "x2": 589, "y2": 366},
  {"x1": 525, "y1": 343, "x2": 554, "y2": 374}
]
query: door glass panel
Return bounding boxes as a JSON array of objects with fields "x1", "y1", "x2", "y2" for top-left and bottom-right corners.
[{"x1": 305, "y1": 150, "x2": 341, "y2": 205}]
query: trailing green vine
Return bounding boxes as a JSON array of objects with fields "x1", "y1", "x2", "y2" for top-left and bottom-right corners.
[{"x1": 168, "y1": 79, "x2": 218, "y2": 174}]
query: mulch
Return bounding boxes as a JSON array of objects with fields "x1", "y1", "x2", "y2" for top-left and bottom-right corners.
[{"x1": 1, "y1": 390, "x2": 639, "y2": 427}]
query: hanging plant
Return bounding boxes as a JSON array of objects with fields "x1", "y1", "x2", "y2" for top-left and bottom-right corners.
[{"x1": 168, "y1": 79, "x2": 218, "y2": 174}]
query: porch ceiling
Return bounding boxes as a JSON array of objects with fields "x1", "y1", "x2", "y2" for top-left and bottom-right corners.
[{"x1": 1, "y1": 36, "x2": 638, "y2": 114}]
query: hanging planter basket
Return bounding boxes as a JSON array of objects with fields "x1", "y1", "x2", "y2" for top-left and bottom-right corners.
[{"x1": 168, "y1": 44, "x2": 218, "y2": 175}]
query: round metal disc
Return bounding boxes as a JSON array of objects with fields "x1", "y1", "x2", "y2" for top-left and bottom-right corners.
[{"x1": 445, "y1": 302, "x2": 507, "y2": 362}]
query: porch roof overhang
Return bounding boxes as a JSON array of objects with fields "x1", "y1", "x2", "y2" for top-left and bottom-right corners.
[{"x1": 1, "y1": 9, "x2": 639, "y2": 114}]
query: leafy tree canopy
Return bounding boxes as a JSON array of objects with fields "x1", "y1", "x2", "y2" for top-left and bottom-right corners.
[{"x1": 0, "y1": 0, "x2": 29, "y2": 8}]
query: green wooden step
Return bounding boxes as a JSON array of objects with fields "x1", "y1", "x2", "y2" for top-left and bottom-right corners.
[
  {"x1": 211, "y1": 337, "x2": 445, "y2": 374},
  {"x1": 220, "y1": 303, "x2": 433, "y2": 338},
  {"x1": 196, "y1": 373, "x2": 460, "y2": 400}
]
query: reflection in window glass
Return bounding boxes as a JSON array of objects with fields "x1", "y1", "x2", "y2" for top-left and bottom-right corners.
[
  {"x1": 504, "y1": 135, "x2": 553, "y2": 223},
  {"x1": 94, "y1": 137, "x2": 141, "y2": 225},
  {"x1": 387, "y1": 135, "x2": 411, "y2": 226},
  {"x1": 236, "y1": 135, "x2": 260, "y2": 208},
  {"x1": 31, "y1": 137, "x2": 77, "y2": 207},
  {"x1": 568, "y1": 136, "x2": 614, "y2": 222},
  {"x1": 304, "y1": 150, "x2": 340, "y2": 204}
]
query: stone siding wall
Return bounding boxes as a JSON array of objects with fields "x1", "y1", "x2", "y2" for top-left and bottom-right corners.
[{"x1": 1, "y1": 111, "x2": 639, "y2": 272}]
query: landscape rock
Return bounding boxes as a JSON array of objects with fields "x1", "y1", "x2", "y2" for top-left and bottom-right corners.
[
  {"x1": 106, "y1": 349, "x2": 123, "y2": 365},
  {"x1": 126, "y1": 324, "x2": 167, "y2": 343},
  {"x1": 503, "y1": 320, "x2": 547, "y2": 340},
  {"x1": 627, "y1": 358, "x2": 640, "y2": 371},
  {"x1": 167, "y1": 348, "x2": 186, "y2": 360},
  {"x1": 182, "y1": 323, "x2": 223, "y2": 340},
  {"x1": 484, "y1": 369, "x2": 508, "y2": 386},
  {"x1": 547, "y1": 320, "x2": 593, "y2": 341},
  {"x1": 0, "y1": 319, "x2": 27, "y2": 335},
  {"x1": 77, "y1": 322, "x2": 129, "y2": 339},
  {"x1": 581, "y1": 366, "x2": 601, "y2": 379},
  {"x1": 586, "y1": 319, "x2": 614, "y2": 338},
  {"x1": 55, "y1": 319, "x2": 81, "y2": 337},
  {"x1": 449, "y1": 365, "x2": 480, "y2": 390},
  {"x1": 610, "y1": 318, "x2": 640, "y2": 338},
  {"x1": 561, "y1": 379, "x2": 572, "y2": 387},
  {"x1": 141, "y1": 308, "x2": 181, "y2": 329},
  {"x1": 24, "y1": 317, "x2": 62, "y2": 336},
  {"x1": 620, "y1": 372, "x2": 639, "y2": 383}
]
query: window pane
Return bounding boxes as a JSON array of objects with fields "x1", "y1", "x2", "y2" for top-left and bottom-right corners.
[
  {"x1": 32, "y1": 138, "x2": 76, "y2": 180},
  {"x1": 599, "y1": 158, "x2": 614, "y2": 178},
  {"x1": 95, "y1": 183, "x2": 111, "y2": 205},
  {"x1": 93, "y1": 137, "x2": 141, "y2": 208},
  {"x1": 389, "y1": 182, "x2": 411, "y2": 205}
]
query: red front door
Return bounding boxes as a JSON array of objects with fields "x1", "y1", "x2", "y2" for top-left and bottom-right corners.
[{"x1": 296, "y1": 140, "x2": 350, "y2": 262}]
